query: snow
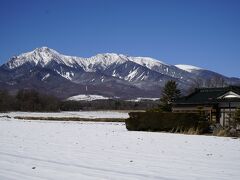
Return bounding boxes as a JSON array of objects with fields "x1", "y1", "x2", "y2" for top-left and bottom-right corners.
[
  {"x1": 61, "y1": 72, "x2": 74, "y2": 80},
  {"x1": 41, "y1": 73, "x2": 50, "y2": 81},
  {"x1": 54, "y1": 70, "x2": 74, "y2": 80},
  {"x1": 0, "y1": 116, "x2": 239, "y2": 180},
  {"x1": 112, "y1": 69, "x2": 117, "y2": 77},
  {"x1": 175, "y1": 64, "x2": 202, "y2": 72},
  {"x1": 218, "y1": 91, "x2": 240, "y2": 99},
  {"x1": 127, "y1": 98, "x2": 159, "y2": 102},
  {"x1": 128, "y1": 56, "x2": 168, "y2": 67},
  {"x1": 136, "y1": 72, "x2": 146, "y2": 81},
  {"x1": 77, "y1": 53, "x2": 127, "y2": 72},
  {"x1": 67, "y1": 94, "x2": 110, "y2": 101},
  {"x1": 124, "y1": 68, "x2": 139, "y2": 81}
]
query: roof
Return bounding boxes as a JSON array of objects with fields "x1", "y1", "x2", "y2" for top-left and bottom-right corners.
[{"x1": 174, "y1": 86, "x2": 240, "y2": 105}]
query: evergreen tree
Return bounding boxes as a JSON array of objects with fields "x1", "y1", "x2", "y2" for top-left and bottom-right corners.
[{"x1": 159, "y1": 80, "x2": 181, "y2": 111}]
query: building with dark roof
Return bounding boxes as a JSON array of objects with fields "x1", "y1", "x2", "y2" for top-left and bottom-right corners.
[{"x1": 173, "y1": 86, "x2": 240, "y2": 127}]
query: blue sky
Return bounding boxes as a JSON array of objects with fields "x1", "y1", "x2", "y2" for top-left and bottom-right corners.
[{"x1": 0, "y1": 0, "x2": 239, "y2": 77}]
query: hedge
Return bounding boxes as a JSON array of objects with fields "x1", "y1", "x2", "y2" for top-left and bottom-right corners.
[{"x1": 125, "y1": 112, "x2": 209, "y2": 134}]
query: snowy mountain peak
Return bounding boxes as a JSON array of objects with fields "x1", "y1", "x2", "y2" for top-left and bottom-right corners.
[
  {"x1": 175, "y1": 64, "x2": 203, "y2": 72},
  {"x1": 129, "y1": 56, "x2": 169, "y2": 68},
  {"x1": 33, "y1": 46, "x2": 60, "y2": 54},
  {"x1": 94, "y1": 53, "x2": 170, "y2": 72},
  {"x1": 5, "y1": 47, "x2": 170, "y2": 72},
  {"x1": 35, "y1": 46, "x2": 50, "y2": 51},
  {"x1": 6, "y1": 47, "x2": 63, "y2": 69},
  {"x1": 94, "y1": 53, "x2": 128, "y2": 61},
  {"x1": 96, "y1": 53, "x2": 124, "y2": 57}
]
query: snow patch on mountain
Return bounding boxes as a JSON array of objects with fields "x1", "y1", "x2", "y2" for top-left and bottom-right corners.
[
  {"x1": 129, "y1": 56, "x2": 168, "y2": 68},
  {"x1": 62, "y1": 72, "x2": 74, "y2": 80},
  {"x1": 41, "y1": 73, "x2": 50, "y2": 81},
  {"x1": 125, "y1": 68, "x2": 139, "y2": 81},
  {"x1": 175, "y1": 64, "x2": 203, "y2": 72}
]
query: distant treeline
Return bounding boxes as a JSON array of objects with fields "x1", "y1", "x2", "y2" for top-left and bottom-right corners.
[
  {"x1": 0, "y1": 89, "x2": 158, "y2": 112},
  {"x1": 61, "y1": 99, "x2": 158, "y2": 111},
  {"x1": 0, "y1": 89, "x2": 60, "y2": 112}
]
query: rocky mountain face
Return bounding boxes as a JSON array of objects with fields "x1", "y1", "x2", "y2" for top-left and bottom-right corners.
[{"x1": 0, "y1": 47, "x2": 239, "y2": 99}]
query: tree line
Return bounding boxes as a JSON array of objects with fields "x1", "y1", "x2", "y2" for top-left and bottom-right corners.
[
  {"x1": 61, "y1": 99, "x2": 158, "y2": 111},
  {"x1": 0, "y1": 89, "x2": 60, "y2": 112},
  {"x1": 0, "y1": 89, "x2": 159, "y2": 112}
]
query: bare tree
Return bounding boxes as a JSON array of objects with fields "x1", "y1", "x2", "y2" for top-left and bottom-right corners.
[
  {"x1": 187, "y1": 76, "x2": 228, "y2": 95},
  {"x1": 205, "y1": 76, "x2": 227, "y2": 88}
]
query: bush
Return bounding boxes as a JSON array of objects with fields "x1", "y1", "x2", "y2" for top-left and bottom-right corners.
[{"x1": 125, "y1": 112, "x2": 209, "y2": 134}]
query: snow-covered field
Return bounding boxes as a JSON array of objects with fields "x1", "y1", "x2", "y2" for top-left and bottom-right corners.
[{"x1": 0, "y1": 116, "x2": 240, "y2": 180}]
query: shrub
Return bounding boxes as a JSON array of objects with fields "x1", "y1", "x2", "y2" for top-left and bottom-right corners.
[{"x1": 125, "y1": 112, "x2": 209, "y2": 134}]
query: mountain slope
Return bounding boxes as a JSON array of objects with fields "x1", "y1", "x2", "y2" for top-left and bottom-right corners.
[{"x1": 0, "y1": 47, "x2": 239, "y2": 99}]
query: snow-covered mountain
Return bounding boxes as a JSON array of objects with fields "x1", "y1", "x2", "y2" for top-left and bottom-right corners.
[
  {"x1": 0, "y1": 47, "x2": 239, "y2": 99},
  {"x1": 4, "y1": 47, "x2": 188, "y2": 81}
]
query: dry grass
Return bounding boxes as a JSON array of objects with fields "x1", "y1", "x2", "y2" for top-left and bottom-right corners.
[
  {"x1": 0, "y1": 115, "x2": 11, "y2": 118},
  {"x1": 216, "y1": 129, "x2": 229, "y2": 137},
  {"x1": 14, "y1": 116, "x2": 126, "y2": 122},
  {"x1": 186, "y1": 127, "x2": 200, "y2": 135}
]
